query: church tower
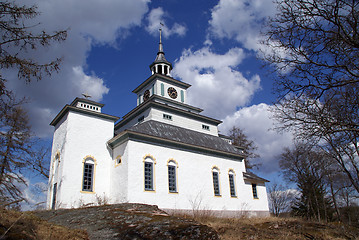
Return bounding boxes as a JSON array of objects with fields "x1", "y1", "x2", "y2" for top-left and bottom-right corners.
[{"x1": 149, "y1": 27, "x2": 172, "y2": 76}]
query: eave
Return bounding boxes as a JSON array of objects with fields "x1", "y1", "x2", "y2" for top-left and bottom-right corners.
[
  {"x1": 132, "y1": 73, "x2": 191, "y2": 93},
  {"x1": 108, "y1": 130, "x2": 245, "y2": 161},
  {"x1": 50, "y1": 105, "x2": 120, "y2": 126},
  {"x1": 114, "y1": 97, "x2": 222, "y2": 130}
]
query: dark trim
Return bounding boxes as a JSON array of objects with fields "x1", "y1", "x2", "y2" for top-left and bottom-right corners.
[
  {"x1": 114, "y1": 98, "x2": 222, "y2": 130},
  {"x1": 153, "y1": 95, "x2": 203, "y2": 113},
  {"x1": 132, "y1": 74, "x2": 191, "y2": 94},
  {"x1": 108, "y1": 130, "x2": 245, "y2": 161},
  {"x1": 70, "y1": 97, "x2": 105, "y2": 107},
  {"x1": 243, "y1": 172, "x2": 269, "y2": 183},
  {"x1": 50, "y1": 105, "x2": 120, "y2": 126}
]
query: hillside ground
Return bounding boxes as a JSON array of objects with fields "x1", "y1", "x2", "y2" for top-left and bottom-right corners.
[
  {"x1": 1, "y1": 206, "x2": 359, "y2": 240},
  {"x1": 195, "y1": 215, "x2": 359, "y2": 240}
]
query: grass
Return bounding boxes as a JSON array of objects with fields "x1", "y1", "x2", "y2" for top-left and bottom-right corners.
[
  {"x1": 0, "y1": 208, "x2": 88, "y2": 240},
  {"x1": 197, "y1": 216, "x2": 359, "y2": 240}
]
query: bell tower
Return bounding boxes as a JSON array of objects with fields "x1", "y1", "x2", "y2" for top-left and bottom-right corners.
[{"x1": 149, "y1": 26, "x2": 172, "y2": 76}]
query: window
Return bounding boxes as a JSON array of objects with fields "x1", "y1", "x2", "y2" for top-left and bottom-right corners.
[
  {"x1": 167, "y1": 160, "x2": 178, "y2": 193},
  {"x1": 252, "y1": 183, "x2": 258, "y2": 199},
  {"x1": 181, "y1": 90, "x2": 184, "y2": 103},
  {"x1": 51, "y1": 183, "x2": 57, "y2": 210},
  {"x1": 115, "y1": 155, "x2": 122, "y2": 167},
  {"x1": 138, "y1": 116, "x2": 144, "y2": 123},
  {"x1": 158, "y1": 65, "x2": 163, "y2": 74},
  {"x1": 144, "y1": 162, "x2": 153, "y2": 191},
  {"x1": 82, "y1": 158, "x2": 95, "y2": 192},
  {"x1": 143, "y1": 156, "x2": 155, "y2": 191},
  {"x1": 163, "y1": 114, "x2": 172, "y2": 120},
  {"x1": 229, "y1": 171, "x2": 236, "y2": 197},
  {"x1": 202, "y1": 124, "x2": 210, "y2": 130},
  {"x1": 212, "y1": 167, "x2": 221, "y2": 196}
]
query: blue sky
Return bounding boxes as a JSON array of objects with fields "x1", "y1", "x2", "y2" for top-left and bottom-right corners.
[{"x1": 6, "y1": 0, "x2": 295, "y2": 198}]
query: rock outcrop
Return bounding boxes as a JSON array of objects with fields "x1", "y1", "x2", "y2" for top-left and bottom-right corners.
[{"x1": 35, "y1": 203, "x2": 219, "y2": 240}]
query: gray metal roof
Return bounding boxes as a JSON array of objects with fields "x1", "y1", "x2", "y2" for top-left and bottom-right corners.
[
  {"x1": 243, "y1": 172, "x2": 269, "y2": 183},
  {"x1": 128, "y1": 120, "x2": 244, "y2": 157}
]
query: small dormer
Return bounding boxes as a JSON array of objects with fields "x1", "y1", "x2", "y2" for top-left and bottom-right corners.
[
  {"x1": 70, "y1": 98, "x2": 104, "y2": 113},
  {"x1": 149, "y1": 28, "x2": 172, "y2": 77}
]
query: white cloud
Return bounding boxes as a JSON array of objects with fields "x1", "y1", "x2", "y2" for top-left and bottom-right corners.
[
  {"x1": 219, "y1": 103, "x2": 294, "y2": 173},
  {"x1": 5, "y1": 0, "x2": 150, "y2": 137},
  {"x1": 146, "y1": 7, "x2": 187, "y2": 38},
  {"x1": 173, "y1": 47, "x2": 261, "y2": 119},
  {"x1": 208, "y1": 0, "x2": 276, "y2": 52}
]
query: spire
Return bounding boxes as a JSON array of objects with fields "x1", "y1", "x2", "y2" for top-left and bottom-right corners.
[
  {"x1": 158, "y1": 25, "x2": 163, "y2": 53},
  {"x1": 149, "y1": 23, "x2": 172, "y2": 76}
]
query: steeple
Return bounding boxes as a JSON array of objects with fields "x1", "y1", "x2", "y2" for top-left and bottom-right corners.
[{"x1": 149, "y1": 25, "x2": 173, "y2": 76}]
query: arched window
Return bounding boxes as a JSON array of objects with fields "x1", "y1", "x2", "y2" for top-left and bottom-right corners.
[
  {"x1": 167, "y1": 159, "x2": 178, "y2": 193},
  {"x1": 212, "y1": 166, "x2": 221, "y2": 196},
  {"x1": 228, "y1": 169, "x2": 236, "y2": 197},
  {"x1": 82, "y1": 157, "x2": 96, "y2": 192},
  {"x1": 143, "y1": 155, "x2": 156, "y2": 191},
  {"x1": 51, "y1": 153, "x2": 60, "y2": 209}
]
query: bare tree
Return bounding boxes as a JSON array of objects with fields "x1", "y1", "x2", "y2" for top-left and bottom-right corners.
[
  {"x1": 229, "y1": 126, "x2": 260, "y2": 169},
  {"x1": 0, "y1": 1, "x2": 67, "y2": 90},
  {"x1": 279, "y1": 142, "x2": 334, "y2": 221},
  {"x1": 268, "y1": 183, "x2": 294, "y2": 217},
  {"x1": 0, "y1": 1, "x2": 65, "y2": 206},
  {"x1": 261, "y1": 0, "x2": 359, "y2": 195}
]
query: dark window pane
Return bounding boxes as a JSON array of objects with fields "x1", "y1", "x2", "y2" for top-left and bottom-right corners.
[
  {"x1": 144, "y1": 162, "x2": 153, "y2": 190},
  {"x1": 82, "y1": 163, "x2": 94, "y2": 191},
  {"x1": 212, "y1": 172, "x2": 220, "y2": 196},
  {"x1": 252, "y1": 183, "x2": 258, "y2": 199},
  {"x1": 168, "y1": 165, "x2": 177, "y2": 192},
  {"x1": 229, "y1": 174, "x2": 236, "y2": 197}
]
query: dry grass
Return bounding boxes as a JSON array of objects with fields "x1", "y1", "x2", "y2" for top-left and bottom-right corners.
[
  {"x1": 200, "y1": 216, "x2": 359, "y2": 240},
  {"x1": 171, "y1": 212, "x2": 359, "y2": 240},
  {"x1": 0, "y1": 208, "x2": 88, "y2": 240}
]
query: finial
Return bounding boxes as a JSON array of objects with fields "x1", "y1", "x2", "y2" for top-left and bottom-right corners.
[
  {"x1": 159, "y1": 22, "x2": 164, "y2": 43},
  {"x1": 158, "y1": 22, "x2": 164, "y2": 53},
  {"x1": 82, "y1": 93, "x2": 91, "y2": 99}
]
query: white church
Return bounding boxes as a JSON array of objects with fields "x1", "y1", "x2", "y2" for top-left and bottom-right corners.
[{"x1": 47, "y1": 31, "x2": 270, "y2": 217}]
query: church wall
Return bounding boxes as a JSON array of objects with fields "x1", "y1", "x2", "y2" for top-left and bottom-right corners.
[
  {"x1": 149, "y1": 108, "x2": 219, "y2": 136},
  {"x1": 110, "y1": 141, "x2": 129, "y2": 204},
  {"x1": 123, "y1": 140, "x2": 269, "y2": 214},
  {"x1": 47, "y1": 113, "x2": 69, "y2": 209},
  {"x1": 51, "y1": 111, "x2": 114, "y2": 208},
  {"x1": 115, "y1": 108, "x2": 151, "y2": 133},
  {"x1": 154, "y1": 79, "x2": 187, "y2": 104}
]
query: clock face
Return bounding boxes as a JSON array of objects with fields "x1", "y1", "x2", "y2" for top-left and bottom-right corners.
[
  {"x1": 167, "y1": 87, "x2": 177, "y2": 99},
  {"x1": 143, "y1": 89, "x2": 150, "y2": 101}
]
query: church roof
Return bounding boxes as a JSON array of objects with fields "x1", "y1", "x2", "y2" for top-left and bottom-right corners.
[
  {"x1": 70, "y1": 97, "x2": 104, "y2": 107},
  {"x1": 243, "y1": 172, "x2": 269, "y2": 183},
  {"x1": 109, "y1": 120, "x2": 245, "y2": 160}
]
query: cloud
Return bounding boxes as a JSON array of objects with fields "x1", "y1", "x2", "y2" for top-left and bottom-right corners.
[
  {"x1": 5, "y1": 0, "x2": 150, "y2": 137},
  {"x1": 208, "y1": 0, "x2": 276, "y2": 52},
  {"x1": 146, "y1": 7, "x2": 187, "y2": 38},
  {"x1": 219, "y1": 103, "x2": 294, "y2": 173},
  {"x1": 172, "y1": 47, "x2": 261, "y2": 119}
]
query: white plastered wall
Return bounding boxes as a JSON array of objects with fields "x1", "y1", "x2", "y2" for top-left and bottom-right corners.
[
  {"x1": 48, "y1": 110, "x2": 115, "y2": 209},
  {"x1": 112, "y1": 140, "x2": 269, "y2": 214}
]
